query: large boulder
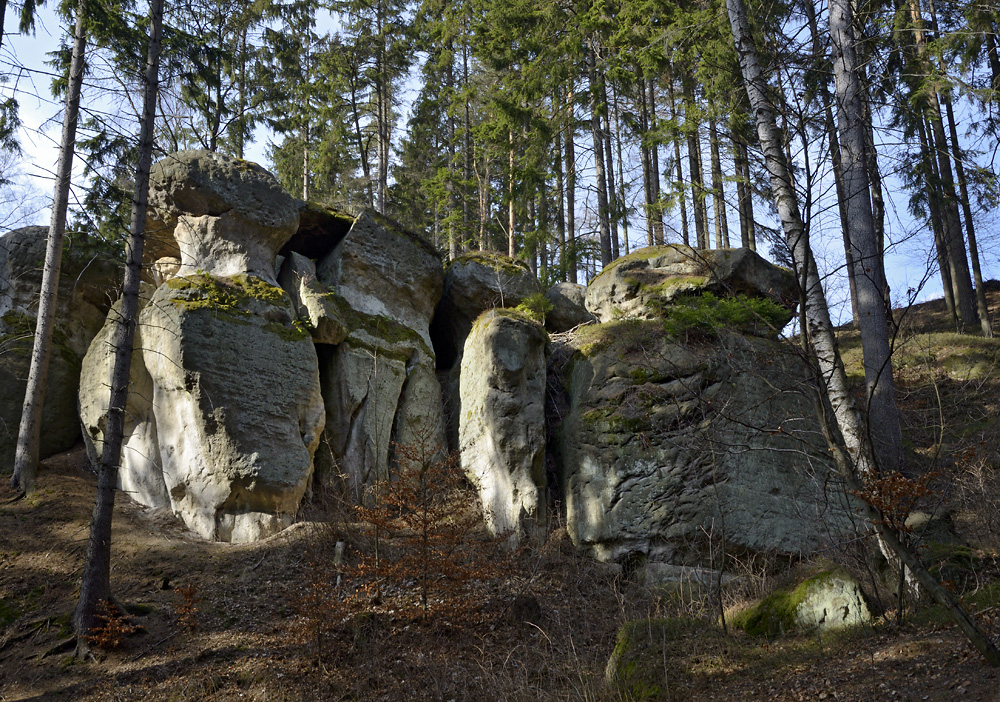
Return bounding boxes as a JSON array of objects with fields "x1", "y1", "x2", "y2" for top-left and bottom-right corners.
[
  {"x1": 553, "y1": 319, "x2": 858, "y2": 567},
  {"x1": 313, "y1": 211, "x2": 447, "y2": 496},
  {"x1": 430, "y1": 251, "x2": 542, "y2": 370},
  {"x1": 459, "y1": 310, "x2": 547, "y2": 544},
  {"x1": 145, "y1": 150, "x2": 300, "y2": 282},
  {"x1": 81, "y1": 275, "x2": 325, "y2": 542},
  {"x1": 545, "y1": 282, "x2": 595, "y2": 333},
  {"x1": 0, "y1": 226, "x2": 118, "y2": 469},
  {"x1": 585, "y1": 245, "x2": 797, "y2": 326}
]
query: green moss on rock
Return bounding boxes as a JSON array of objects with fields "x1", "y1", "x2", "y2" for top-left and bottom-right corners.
[{"x1": 449, "y1": 250, "x2": 532, "y2": 277}]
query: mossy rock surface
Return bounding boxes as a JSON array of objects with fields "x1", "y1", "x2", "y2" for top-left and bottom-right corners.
[{"x1": 732, "y1": 566, "x2": 871, "y2": 638}]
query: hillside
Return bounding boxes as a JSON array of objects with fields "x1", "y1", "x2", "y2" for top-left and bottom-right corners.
[{"x1": 2, "y1": 290, "x2": 1000, "y2": 700}]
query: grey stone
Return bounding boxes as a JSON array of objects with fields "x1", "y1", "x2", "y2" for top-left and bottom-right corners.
[
  {"x1": 545, "y1": 282, "x2": 595, "y2": 333},
  {"x1": 553, "y1": 321, "x2": 858, "y2": 567},
  {"x1": 585, "y1": 244, "x2": 797, "y2": 326},
  {"x1": 459, "y1": 310, "x2": 547, "y2": 544}
]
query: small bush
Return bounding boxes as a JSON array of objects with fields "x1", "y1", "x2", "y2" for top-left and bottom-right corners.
[{"x1": 514, "y1": 293, "x2": 553, "y2": 324}]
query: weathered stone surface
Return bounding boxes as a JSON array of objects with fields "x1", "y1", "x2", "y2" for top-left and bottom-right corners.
[
  {"x1": 317, "y1": 210, "x2": 443, "y2": 349},
  {"x1": 553, "y1": 320, "x2": 857, "y2": 567},
  {"x1": 585, "y1": 245, "x2": 797, "y2": 325},
  {"x1": 430, "y1": 251, "x2": 542, "y2": 369},
  {"x1": 314, "y1": 211, "x2": 446, "y2": 496},
  {"x1": 733, "y1": 567, "x2": 872, "y2": 636},
  {"x1": 278, "y1": 252, "x2": 349, "y2": 345},
  {"x1": 80, "y1": 275, "x2": 325, "y2": 542},
  {"x1": 545, "y1": 282, "x2": 595, "y2": 333},
  {"x1": 0, "y1": 226, "x2": 119, "y2": 468},
  {"x1": 459, "y1": 310, "x2": 547, "y2": 544},
  {"x1": 146, "y1": 150, "x2": 300, "y2": 281}
]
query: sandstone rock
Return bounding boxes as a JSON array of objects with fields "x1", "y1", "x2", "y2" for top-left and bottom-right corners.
[
  {"x1": 554, "y1": 320, "x2": 857, "y2": 567},
  {"x1": 733, "y1": 566, "x2": 872, "y2": 636},
  {"x1": 314, "y1": 211, "x2": 446, "y2": 496},
  {"x1": 280, "y1": 201, "x2": 355, "y2": 260},
  {"x1": 146, "y1": 150, "x2": 300, "y2": 281},
  {"x1": 430, "y1": 251, "x2": 541, "y2": 369},
  {"x1": 317, "y1": 210, "x2": 443, "y2": 349},
  {"x1": 459, "y1": 310, "x2": 547, "y2": 544},
  {"x1": 80, "y1": 275, "x2": 325, "y2": 542},
  {"x1": 585, "y1": 245, "x2": 797, "y2": 325},
  {"x1": 0, "y1": 226, "x2": 119, "y2": 468},
  {"x1": 278, "y1": 251, "x2": 349, "y2": 345},
  {"x1": 545, "y1": 282, "x2": 595, "y2": 333}
]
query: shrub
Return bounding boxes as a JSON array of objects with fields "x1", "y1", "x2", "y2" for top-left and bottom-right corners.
[{"x1": 661, "y1": 292, "x2": 789, "y2": 341}]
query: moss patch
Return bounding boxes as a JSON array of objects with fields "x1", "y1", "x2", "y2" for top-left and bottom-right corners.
[
  {"x1": 449, "y1": 250, "x2": 531, "y2": 277},
  {"x1": 166, "y1": 273, "x2": 288, "y2": 315},
  {"x1": 590, "y1": 244, "x2": 690, "y2": 283}
]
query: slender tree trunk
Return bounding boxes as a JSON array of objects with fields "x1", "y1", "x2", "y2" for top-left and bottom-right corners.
[
  {"x1": 666, "y1": 68, "x2": 690, "y2": 247},
  {"x1": 943, "y1": 87, "x2": 992, "y2": 336},
  {"x1": 648, "y1": 78, "x2": 664, "y2": 245},
  {"x1": 986, "y1": 30, "x2": 1000, "y2": 91},
  {"x1": 302, "y1": 123, "x2": 310, "y2": 200},
  {"x1": 612, "y1": 83, "x2": 629, "y2": 255},
  {"x1": 235, "y1": 24, "x2": 248, "y2": 160},
  {"x1": 640, "y1": 78, "x2": 655, "y2": 247},
  {"x1": 728, "y1": 0, "x2": 1000, "y2": 667},
  {"x1": 75, "y1": 0, "x2": 162, "y2": 644},
  {"x1": 739, "y1": 140, "x2": 756, "y2": 251},
  {"x1": 0, "y1": 0, "x2": 7, "y2": 56},
  {"x1": 830, "y1": 0, "x2": 903, "y2": 474},
  {"x1": 588, "y1": 45, "x2": 612, "y2": 267},
  {"x1": 554, "y1": 89, "x2": 567, "y2": 281},
  {"x1": 709, "y1": 115, "x2": 729, "y2": 248},
  {"x1": 11, "y1": 0, "x2": 87, "y2": 495},
  {"x1": 684, "y1": 77, "x2": 707, "y2": 249},
  {"x1": 918, "y1": 116, "x2": 957, "y2": 324},
  {"x1": 602, "y1": 74, "x2": 620, "y2": 259},
  {"x1": 508, "y1": 128, "x2": 516, "y2": 258},
  {"x1": 566, "y1": 85, "x2": 578, "y2": 283}
]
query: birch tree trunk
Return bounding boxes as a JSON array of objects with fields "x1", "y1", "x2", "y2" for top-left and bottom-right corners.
[
  {"x1": 726, "y1": 0, "x2": 1000, "y2": 666},
  {"x1": 11, "y1": 0, "x2": 87, "y2": 496},
  {"x1": 75, "y1": 0, "x2": 163, "y2": 646}
]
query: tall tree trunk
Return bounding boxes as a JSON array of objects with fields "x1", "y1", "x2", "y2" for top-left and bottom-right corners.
[
  {"x1": 739, "y1": 140, "x2": 756, "y2": 251},
  {"x1": 588, "y1": 44, "x2": 612, "y2": 267},
  {"x1": 302, "y1": 123, "x2": 310, "y2": 200},
  {"x1": 75, "y1": 0, "x2": 162, "y2": 644},
  {"x1": 728, "y1": 0, "x2": 1000, "y2": 667},
  {"x1": 555, "y1": 90, "x2": 567, "y2": 281},
  {"x1": 830, "y1": 0, "x2": 903, "y2": 474},
  {"x1": 640, "y1": 78, "x2": 655, "y2": 247},
  {"x1": 684, "y1": 77, "x2": 708, "y2": 249},
  {"x1": 942, "y1": 87, "x2": 992, "y2": 337},
  {"x1": 908, "y1": 0, "x2": 976, "y2": 328},
  {"x1": 802, "y1": 0, "x2": 859, "y2": 327},
  {"x1": 602, "y1": 74, "x2": 620, "y2": 259},
  {"x1": 566, "y1": 85, "x2": 578, "y2": 283},
  {"x1": 918, "y1": 116, "x2": 957, "y2": 324},
  {"x1": 508, "y1": 129, "x2": 516, "y2": 258},
  {"x1": 709, "y1": 115, "x2": 729, "y2": 248},
  {"x1": 612, "y1": 82, "x2": 629, "y2": 255},
  {"x1": 666, "y1": 69, "x2": 690, "y2": 247},
  {"x1": 11, "y1": 0, "x2": 87, "y2": 495},
  {"x1": 648, "y1": 78, "x2": 664, "y2": 245}
]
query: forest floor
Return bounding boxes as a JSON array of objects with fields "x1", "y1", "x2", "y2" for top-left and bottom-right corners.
[{"x1": 3, "y1": 292, "x2": 1000, "y2": 701}]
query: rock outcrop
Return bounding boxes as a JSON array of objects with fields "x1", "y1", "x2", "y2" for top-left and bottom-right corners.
[
  {"x1": 1, "y1": 226, "x2": 118, "y2": 468},
  {"x1": 459, "y1": 310, "x2": 547, "y2": 544},
  {"x1": 313, "y1": 210, "x2": 446, "y2": 496},
  {"x1": 81, "y1": 152, "x2": 325, "y2": 542},
  {"x1": 553, "y1": 318, "x2": 857, "y2": 568},
  {"x1": 146, "y1": 150, "x2": 300, "y2": 282},
  {"x1": 545, "y1": 282, "x2": 595, "y2": 333},
  {"x1": 430, "y1": 252, "x2": 542, "y2": 369},
  {"x1": 585, "y1": 244, "x2": 797, "y2": 326}
]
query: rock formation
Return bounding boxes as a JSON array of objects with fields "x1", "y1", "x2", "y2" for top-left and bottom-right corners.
[
  {"x1": 545, "y1": 282, "x2": 594, "y2": 333},
  {"x1": 0, "y1": 226, "x2": 118, "y2": 468},
  {"x1": 81, "y1": 151, "x2": 325, "y2": 542},
  {"x1": 459, "y1": 310, "x2": 547, "y2": 544},
  {"x1": 584, "y1": 244, "x2": 797, "y2": 326}
]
